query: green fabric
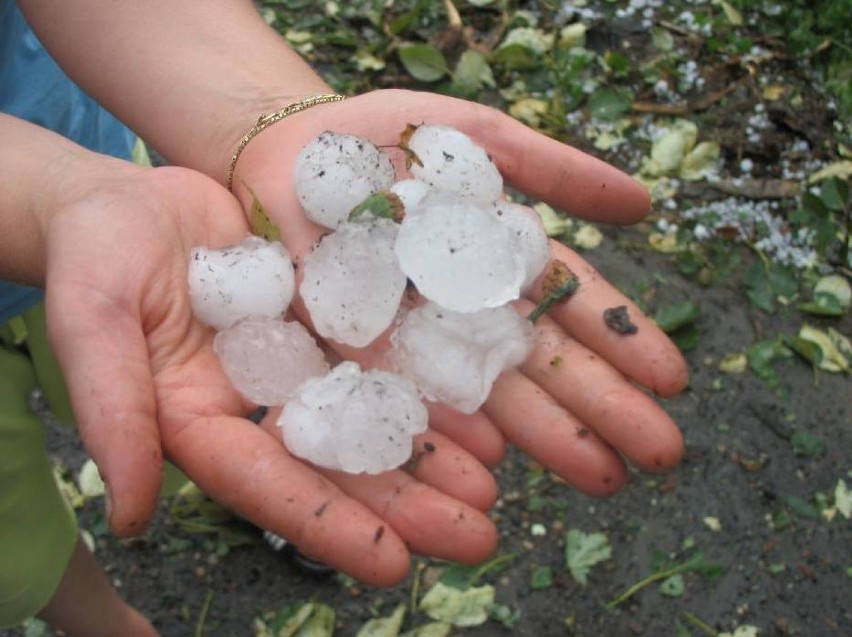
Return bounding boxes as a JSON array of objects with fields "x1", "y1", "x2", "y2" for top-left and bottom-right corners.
[
  {"x1": 21, "y1": 304, "x2": 74, "y2": 423},
  {"x1": 0, "y1": 346, "x2": 77, "y2": 628}
]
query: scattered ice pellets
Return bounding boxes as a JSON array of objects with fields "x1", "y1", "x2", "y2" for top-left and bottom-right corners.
[
  {"x1": 389, "y1": 178, "x2": 432, "y2": 215},
  {"x1": 294, "y1": 131, "x2": 395, "y2": 228},
  {"x1": 389, "y1": 301, "x2": 535, "y2": 414},
  {"x1": 395, "y1": 199, "x2": 525, "y2": 313},
  {"x1": 406, "y1": 124, "x2": 502, "y2": 204},
  {"x1": 187, "y1": 235, "x2": 295, "y2": 330},
  {"x1": 301, "y1": 215, "x2": 406, "y2": 347},
  {"x1": 491, "y1": 200, "x2": 551, "y2": 290},
  {"x1": 278, "y1": 361, "x2": 429, "y2": 474},
  {"x1": 213, "y1": 315, "x2": 329, "y2": 406}
]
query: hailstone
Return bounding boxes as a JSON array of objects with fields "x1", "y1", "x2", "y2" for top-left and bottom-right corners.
[
  {"x1": 389, "y1": 301, "x2": 535, "y2": 414},
  {"x1": 278, "y1": 361, "x2": 428, "y2": 474},
  {"x1": 389, "y1": 178, "x2": 432, "y2": 215},
  {"x1": 187, "y1": 235, "x2": 295, "y2": 330},
  {"x1": 407, "y1": 124, "x2": 502, "y2": 204},
  {"x1": 294, "y1": 131, "x2": 395, "y2": 228},
  {"x1": 213, "y1": 315, "x2": 329, "y2": 406},
  {"x1": 491, "y1": 200, "x2": 551, "y2": 290},
  {"x1": 301, "y1": 215, "x2": 407, "y2": 347},
  {"x1": 395, "y1": 198, "x2": 526, "y2": 313}
]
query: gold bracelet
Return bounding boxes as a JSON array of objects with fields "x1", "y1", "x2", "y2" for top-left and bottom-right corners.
[{"x1": 226, "y1": 93, "x2": 346, "y2": 192}]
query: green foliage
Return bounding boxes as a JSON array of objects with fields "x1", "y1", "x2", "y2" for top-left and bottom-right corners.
[{"x1": 564, "y1": 529, "x2": 612, "y2": 586}]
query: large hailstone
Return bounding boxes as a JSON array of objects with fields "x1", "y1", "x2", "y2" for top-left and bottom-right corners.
[
  {"x1": 278, "y1": 361, "x2": 429, "y2": 474},
  {"x1": 187, "y1": 235, "x2": 295, "y2": 330},
  {"x1": 294, "y1": 131, "x2": 395, "y2": 228},
  {"x1": 407, "y1": 124, "x2": 502, "y2": 204},
  {"x1": 395, "y1": 199, "x2": 526, "y2": 313},
  {"x1": 491, "y1": 200, "x2": 551, "y2": 291},
  {"x1": 389, "y1": 301, "x2": 535, "y2": 414},
  {"x1": 301, "y1": 215, "x2": 407, "y2": 347},
  {"x1": 213, "y1": 315, "x2": 329, "y2": 406}
]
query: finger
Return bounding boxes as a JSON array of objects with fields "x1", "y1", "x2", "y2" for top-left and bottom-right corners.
[
  {"x1": 517, "y1": 305, "x2": 684, "y2": 472},
  {"x1": 528, "y1": 243, "x2": 689, "y2": 397},
  {"x1": 46, "y1": 288, "x2": 163, "y2": 536},
  {"x1": 162, "y1": 414, "x2": 412, "y2": 586},
  {"x1": 423, "y1": 403, "x2": 506, "y2": 468},
  {"x1": 319, "y1": 467, "x2": 498, "y2": 565},
  {"x1": 484, "y1": 370, "x2": 627, "y2": 496}
]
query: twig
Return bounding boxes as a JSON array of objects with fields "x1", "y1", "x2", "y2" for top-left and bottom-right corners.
[{"x1": 607, "y1": 557, "x2": 703, "y2": 609}]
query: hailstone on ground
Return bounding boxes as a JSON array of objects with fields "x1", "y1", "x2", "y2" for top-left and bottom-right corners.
[
  {"x1": 213, "y1": 315, "x2": 329, "y2": 406},
  {"x1": 389, "y1": 301, "x2": 535, "y2": 414},
  {"x1": 406, "y1": 124, "x2": 503, "y2": 204},
  {"x1": 301, "y1": 214, "x2": 407, "y2": 347},
  {"x1": 278, "y1": 362, "x2": 428, "y2": 474},
  {"x1": 294, "y1": 131, "x2": 395, "y2": 229},
  {"x1": 491, "y1": 200, "x2": 551, "y2": 290},
  {"x1": 395, "y1": 198, "x2": 526, "y2": 313},
  {"x1": 187, "y1": 235, "x2": 295, "y2": 330}
]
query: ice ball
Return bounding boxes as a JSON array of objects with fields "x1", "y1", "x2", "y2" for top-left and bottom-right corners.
[
  {"x1": 491, "y1": 200, "x2": 551, "y2": 290},
  {"x1": 278, "y1": 361, "x2": 429, "y2": 474},
  {"x1": 187, "y1": 235, "x2": 295, "y2": 330},
  {"x1": 301, "y1": 215, "x2": 407, "y2": 347},
  {"x1": 294, "y1": 131, "x2": 395, "y2": 228},
  {"x1": 407, "y1": 124, "x2": 502, "y2": 204},
  {"x1": 389, "y1": 178, "x2": 432, "y2": 215},
  {"x1": 389, "y1": 301, "x2": 535, "y2": 414},
  {"x1": 213, "y1": 315, "x2": 329, "y2": 406},
  {"x1": 395, "y1": 198, "x2": 525, "y2": 313}
]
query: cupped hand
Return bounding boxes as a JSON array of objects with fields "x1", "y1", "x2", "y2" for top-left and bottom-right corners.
[
  {"x1": 43, "y1": 164, "x2": 498, "y2": 586},
  {"x1": 232, "y1": 89, "x2": 688, "y2": 497}
]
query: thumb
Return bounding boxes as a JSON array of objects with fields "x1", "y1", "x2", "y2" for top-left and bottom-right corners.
[{"x1": 46, "y1": 288, "x2": 163, "y2": 536}]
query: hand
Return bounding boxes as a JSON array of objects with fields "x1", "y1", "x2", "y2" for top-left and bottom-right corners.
[
  {"x1": 232, "y1": 89, "x2": 688, "y2": 496},
  {"x1": 44, "y1": 165, "x2": 497, "y2": 586}
]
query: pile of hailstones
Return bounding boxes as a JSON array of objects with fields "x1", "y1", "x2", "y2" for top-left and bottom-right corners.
[{"x1": 188, "y1": 124, "x2": 552, "y2": 474}]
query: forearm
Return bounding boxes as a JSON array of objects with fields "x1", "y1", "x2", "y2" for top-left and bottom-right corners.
[
  {"x1": 0, "y1": 113, "x2": 135, "y2": 285},
  {"x1": 18, "y1": 0, "x2": 331, "y2": 184}
]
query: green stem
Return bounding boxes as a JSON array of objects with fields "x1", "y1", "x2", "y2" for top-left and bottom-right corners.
[
  {"x1": 606, "y1": 558, "x2": 700, "y2": 609},
  {"x1": 527, "y1": 278, "x2": 580, "y2": 324},
  {"x1": 682, "y1": 611, "x2": 718, "y2": 637},
  {"x1": 194, "y1": 590, "x2": 215, "y2": 637}
]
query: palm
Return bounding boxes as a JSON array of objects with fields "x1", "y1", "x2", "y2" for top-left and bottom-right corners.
[{"x1": 42, "y1": 166, "x2": 497, "y2": 585}]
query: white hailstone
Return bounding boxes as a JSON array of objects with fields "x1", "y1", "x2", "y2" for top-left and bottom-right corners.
[
  {"x1": 389, "y1": 178, "x2": 432, "y2": 215},
  {"x1": 389, "y1": 301, "x2": 535, "y2": 414},
  {"x1": 213, "y1": 315, "x2": 329, "y2": 406},
  {"x1": 395, "y1": 198, "x2": 525, "y2": 313},
  {"x1": 187, "y1": 235, "x2": 295, "y2": 330},
  {"x1": 491, "y1": 200, "x2": 551, "y2": 291},
  {"x1": 407, "y1": 124, "x2": 503, "y2": 204},
  {"x1": 294, "y1": 131, "x2": 395, "y2": 228},
  {"x1": 278, "y1": 361, "x2": 428, "y2": 474},
  {"x1": 301, "y1": 215, "x2": 406, "y2": 347}
]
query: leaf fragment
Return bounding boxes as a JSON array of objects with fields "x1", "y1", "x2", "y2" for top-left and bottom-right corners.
[
  {"x1": 419, "y1": 582, "x2": 495, "y2": 627},
  {"x1": 564, "y1": 529, "x2": 612, "y2": 586},
  {"x1": 355, "y1": 604, "x2": 405, "y2": 637}
]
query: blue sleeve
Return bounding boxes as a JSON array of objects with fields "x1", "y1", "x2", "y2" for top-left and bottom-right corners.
[{"x1": 1, "y1": 0, "x2": 138, "y2": 322}]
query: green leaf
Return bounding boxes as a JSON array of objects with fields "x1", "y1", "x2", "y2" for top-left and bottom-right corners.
[
  {"x1": 244, "y1": 181, "x2": 282, "y2": 242},
  {"x1": 349, "y1": 191, "x2": 405, "y2": 222},
  {"x1": 399, "y1": 624, "x2": 451, "y2": 637},
  {"x1": 747, "y1": 338, "x2": 792, "y2": 387},
  {"x1": 398, "y1": 44, "x2": 450, "y2": 82},
  {"x1": 586, "y1": 89, "x2": 632, "y2": 121},
  {"x1": 490, "y1": 43, "x2": 537, "y2": 70},
  {"x1": 819, "y1": 176, "x2": 850, "y2": 212},
  {"x1": 531, "y1": 565, "x2": 553, "y2": 590},
  {"x1": 452, "y1": 49, "x2": 496, "y2": 92},
  {"x1": 419, "y1": 582, "x2": 495, "y2": 627},
  {"x1": 743, "y1": 262, "x2": 798, "y2": 313},
  {"x1": 785, "y1": 495, "x2": 820, "y2": 519},
  {"x1": 439, "y1": 554, "x2": 515, "y2": 590},
  {"x1": 654, "y1": 301, "x2": 701, "y2": 333},
  {"x1": 355, "y1": 604, "x2": 405, "y2": 637},
  {"x1": 564, "y1": 529, "x2": 612, "y2": 586},
  {"x1": 790, "y1": 430, "x2": 825, "y2": 457},
  {"x1": 659, "y1": 573, "x2": 685, "y2": 597}
]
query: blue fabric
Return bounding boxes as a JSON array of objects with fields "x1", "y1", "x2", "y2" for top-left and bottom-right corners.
[{"x1": 1, "y1": 0, "x2": 136, "y2": 323}]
